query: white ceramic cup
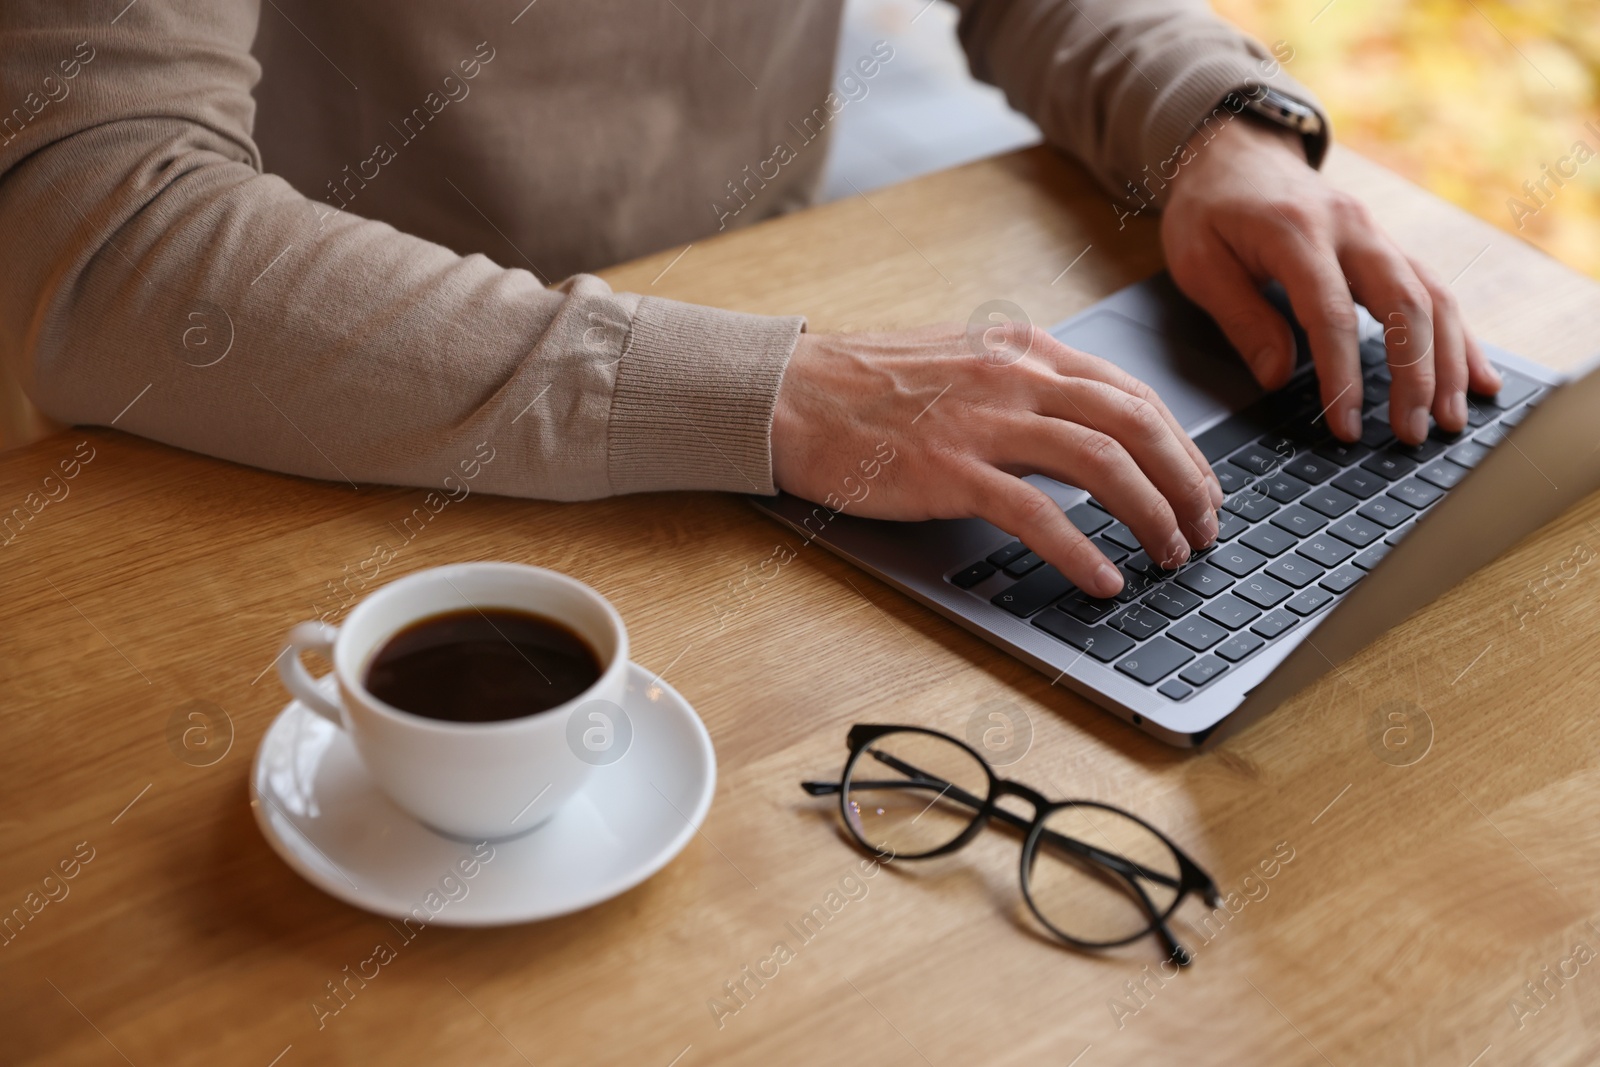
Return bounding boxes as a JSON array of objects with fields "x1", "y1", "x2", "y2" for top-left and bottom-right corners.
[{"x1": 277, "y1": 562, "x2": 628, "y2": 841}]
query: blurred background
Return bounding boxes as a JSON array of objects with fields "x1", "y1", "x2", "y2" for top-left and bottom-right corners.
[
  {"x1": 826, "y1": 0, "x2": 1600, "y2": 275},
  {"x1": 2, "y1": 0, "x2": 1595, "y2": 451}
]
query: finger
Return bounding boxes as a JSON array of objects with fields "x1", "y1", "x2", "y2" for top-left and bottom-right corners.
[
  {"x1": 998, "y1": 415, "x2": 1193, "y2": 571},
  {"x1": 1407, "y1": 257, "x2": 1469, "y2": 432},
  {"x1": 1035, "y1": 376, "x2": 1218, "y2": 550},
  {"x1": 965, "y1": 466, "x2": 1124, "y2": 597},
  {"x1": 1240, "y1": 220, "x2": 1364, "y2": 441},
  {"x1": 1465, "y1": 333, "x2": 1502, "y2": 398},
  {"x1": 1339, "y1": 235, "x2": 1435, "y2": 444},
  {"x1": 1167, "y1": 226, "x2": 1298, "y2": 390},
  {"x1": 1031, "y1": 335, "x2": 1224, "y2": 510}
]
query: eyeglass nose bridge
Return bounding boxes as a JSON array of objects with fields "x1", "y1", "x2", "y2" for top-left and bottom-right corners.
[{"x1": 986, "y1": 777, "x2": 1052, "y2": 817}]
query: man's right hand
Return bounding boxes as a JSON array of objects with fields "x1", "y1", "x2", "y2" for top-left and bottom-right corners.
[{"x1": 770, "y1": 324, "x2": 1224, "y2": 599}]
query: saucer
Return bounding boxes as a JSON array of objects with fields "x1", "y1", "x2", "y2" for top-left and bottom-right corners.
[{"x1": 250, "y1": 662, "x2": 716, "y2": 925}]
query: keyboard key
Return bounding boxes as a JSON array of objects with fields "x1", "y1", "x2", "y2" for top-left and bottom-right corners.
[
  {"x1": 986, "y1": 541, "x2": 1028, "y2": 568},
  {"x1": 1261, "y1": 473, "x2": 1311, "y2": 503},
  {"x1": 1062, "y1": 593, "x2": 1118, "y2": 623},
  {"x1": 1211, "y1": 461, "x2": 1254, "y2": 494},
  {"x1": 1210, "y1": 545, "x2": 1267, "y2": 578},
  {"x1": 1033, "y1": 610, "x2": 1135, "y2": 662},
  {"x1": 1004, "y1": 551, "x2": 1043, "y2": 578},
  {"x1": 1110, "y1": 605, "x2": 1169, "y2": 640},
  {"x1": 1360, "y1": 452, "x2": 1417, "y2": 481},
  {"x1": 1354, "y1": 543, "x2": 1391, "y2": 571},
  {"x1": 1257, "y1": 433, "x2": 1302, "y2": 456},
  {"x1": 1169, "y1": 616, "x2": 1228, "y2": 651},
  {"x1": 992, "y1": 565, "x2": 1073, "y2": 618},
  {"x1": 1296, "y1": 535, "x2": 1356, "y2": 568},
  {"x1": 1241, "y1": 524, "x2": 1297, "y2": 557},
  {"x1": 1283, "y1": 454, "x2": 1340, "y2": 484},
  {"x1": 1387, "y1": 478, "x2": 1444, "y2": 510},
  {"x1": 1360, "y1": 418, "x2": 1395, "y2": 448},
  {"x1": 1483, "y1": 371, "x2": 1540, "y2": 409},
  {"x1": 950, "y1": 561, "x2": 996, "y2": 588},
  {"x1": 1327, "y1": 515, "x2": 1383, "y2": 548},
  {"x1": 1179, "y1": 656, "x2": 1229, "y2": 688},
  {"x1": 1223, "y1": 490, "x2": 1279, "y2": 522},
  {"x1": 1176, "y1": 563, "x2": 1233, "y2": 598},
  {"x1": 1464, "y1": 400, "x2": 1493, "y2": 428},
  {"x1": 1474, "y1": 424, "x2": 1509, "y2": 448},
  {"x1": 1201, "y1": 593, "x2": 1262, "y2": 629},
  {"x1": 1320, "y1": 565, "x2": 1364, "y2": 593},
  {"x1": 1157, "y1": 679, "x2": 1193, "y2": 701},
  {"x1": 1303, "y1": 486, "x2": 1359, "y2": 519},
  {"x1": 1390, "y1": 437, "x2": 1445, "y2": 463},
  {"x1": 1447, "y1": 440, "x2": 1493, "y2": 469},
  {"x1": 1499, "y1": 406, "x2": 1528, "y2": 428},
  {"x1": 1215, "y1": 632, "x2": 1266, "y2": 662},
  {"x1": 1090, "y1": 536, "x2": 1130, "y2": 564},
  {"x1": 1286, "y1": 587, "x2": 1333, "y2": 615},
  {"x1": 1266, "y1": 555, "x2": 1324, "y2": 588},
  {"x1": 1417, "y1": 458, "x2": 1469, "y2": 490},
  {"x1": 1217, "y1": 510, "x2": 1251, "y2": 541},
  {"x1": 1358, "y1": 497, "x2": 1415, "y2": 529},
  {"x1": 1250, "y1": 610, "x2": 1298, "y2": 639},
  {"x1": 1230, "y1": 443, "x2": 1286, "y2": 475},
  {"x1": 1122, "y1": 550, "x2": 1158, "y2": 575},
  {"x1": 1066, "y1": 501, "x2": 1113, "y2": 536},
  {"x1": 1332, "y1": 468, "x2": 1386, "y2": 499},
  {"x1": 1143, "y1": 585, "x2": 1203, "y2": 619},
  {"x1": 1314, "y1": 440, "x2": 1372, "y2": 467},
  {"x1": 1270, "y1": 505, "x2": 1326, "y2": 538},
  {"x1": 1101, "y1": 522, "x2": 1143, "y2": 552},
  {"x1": 1114, "y1": 564, "x2": 1163, "y2": 603},
  {"x1": 1233, "y1": 574, "x2": 1293, "y2": 609},
  {"x1": 1384, "y1": 523, "x2": 1414, "y2": 546},
  {"x1": 1115, "y1": 637, "x2": 1194, "y2": 686}
]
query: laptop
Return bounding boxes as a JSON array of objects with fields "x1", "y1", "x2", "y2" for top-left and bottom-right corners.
[{"x1": 752, "y1": 273, "x2": 1600, "y2": 747}]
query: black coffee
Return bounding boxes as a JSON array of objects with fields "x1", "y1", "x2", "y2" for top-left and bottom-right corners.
[{"x1": 365, "y1": 608, "x2": 602, "y2": 723}]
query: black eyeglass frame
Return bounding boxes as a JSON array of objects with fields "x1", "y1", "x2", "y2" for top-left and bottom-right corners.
[{"x1": 802, "y1": 723, "x2": 1221, "y2": 966}]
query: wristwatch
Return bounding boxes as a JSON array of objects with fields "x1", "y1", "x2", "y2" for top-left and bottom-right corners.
[{"x1": 1225, "y1": 86, "x2": 1328, "y2": 168}]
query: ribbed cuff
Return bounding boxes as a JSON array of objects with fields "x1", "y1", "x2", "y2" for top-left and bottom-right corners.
[
  {"x1": 607, "y1": 296, "x2": 804, "y2": 495},
  {"x1": 1137, "y1": 49, "x2": 1330, "y2": 208}
]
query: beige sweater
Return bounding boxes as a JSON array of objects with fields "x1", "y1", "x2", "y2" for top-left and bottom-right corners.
[{"x1": 0, "y1": 0, "x2": 1322, "y2": 498}]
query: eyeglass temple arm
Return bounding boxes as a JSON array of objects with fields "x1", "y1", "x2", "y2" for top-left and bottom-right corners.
[{"x1": 805, "y1": 752, "x2": 1181, "y2": 893}]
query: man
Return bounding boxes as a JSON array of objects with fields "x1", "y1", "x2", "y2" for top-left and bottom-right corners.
[{"x1": 0, "y1": 1, "x2": 1499, "y2": 599}]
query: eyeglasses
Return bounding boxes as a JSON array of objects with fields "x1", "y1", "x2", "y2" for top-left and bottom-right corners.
[{"x1": 801, "y1": 724, "x2": 1220, "y2": 965}]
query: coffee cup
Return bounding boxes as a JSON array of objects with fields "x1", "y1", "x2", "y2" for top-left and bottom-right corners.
[{"x1": 277, "y1": 562, "x2": 628, "y2": 840}]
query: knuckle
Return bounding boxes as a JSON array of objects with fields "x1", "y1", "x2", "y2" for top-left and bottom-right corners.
[
  {"x1": 1329, "y1": 192, "x2": 1371, "y2": 226},
  {"x1": 1006, "y1": 485, "x2": 1055, "y2": 529},
  {"x1": 1074, "y1": 431, "x2": 1124, "y2": 475},
  {"x1": 1317, "y1": 299, "x2": 1361, "y2": 335},
  {"x1": 1120, "y1": 394, "x2": 1166, "y2": 442}
]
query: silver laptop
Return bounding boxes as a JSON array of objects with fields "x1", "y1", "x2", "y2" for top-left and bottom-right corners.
[{"x1": 752, "y1": 273, "x2": 1599, "y2": 747}]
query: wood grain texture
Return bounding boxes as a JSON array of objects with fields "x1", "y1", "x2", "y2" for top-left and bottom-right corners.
[{"x1": 2, "y1": 145, "x2": 1599, "y2": 1067}]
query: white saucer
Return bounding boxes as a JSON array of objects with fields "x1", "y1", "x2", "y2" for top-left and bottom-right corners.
[{"x1": 250, "y1": 662, "x2": 716, "y2": 925}]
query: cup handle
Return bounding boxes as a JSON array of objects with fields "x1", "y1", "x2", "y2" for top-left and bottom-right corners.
[{"x1": 278, "y1": 621, "x2": 345, "y2": 727}]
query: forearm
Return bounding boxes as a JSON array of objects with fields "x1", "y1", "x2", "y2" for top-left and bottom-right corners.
[
  {"x1": 0, "y1": 4, "x2": 802, "y2": 501},
  {"x1": 949, "y1": 0, "x2": 1326, "y2": 208}
]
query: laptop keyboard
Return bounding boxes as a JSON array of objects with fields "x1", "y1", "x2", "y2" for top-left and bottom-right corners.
[{"x1": 947, "y1": 338, "x2": 1544, "y2": 700}]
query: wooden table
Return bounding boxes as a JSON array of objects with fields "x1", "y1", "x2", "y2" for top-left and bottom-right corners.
[{"x1": 4, "y1": 145, "x2": 1600, "y2": 1067}]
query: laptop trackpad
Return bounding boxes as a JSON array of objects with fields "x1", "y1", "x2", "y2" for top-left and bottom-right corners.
[{"x1": 1050, "y1": 308, "x2": 1263, "y2": 434}]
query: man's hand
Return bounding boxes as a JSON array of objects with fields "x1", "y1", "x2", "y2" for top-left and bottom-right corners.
[
  {"x1": 770, "y1": 326, "x2": 1224, "y2": 598},
  {"x1": 1161, "y1": 118, "x2": 1501, "y2": 445}
]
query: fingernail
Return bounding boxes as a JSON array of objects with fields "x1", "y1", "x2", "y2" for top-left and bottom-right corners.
[
  {"x1": 1096, "y1": 562, "x2": 1123, "y2": 597},
  {"x1": 1251, "y1": 347, "x2": 1277, "y2": 380},
  {"x1": 1165, "y1": 534, "x2": 1191, "y2": 570},
  {"x1": 1449, "y1": 392, "x2": 1467, "y2": 428},
  {"x1": 1207, "y1": 475, "x2": 1224, "y2": 509},
  {"x1": 1408, "y1": 407, "x2": 1429, "y2": 443},
  {"x1": 1343, "y1": 408, "x2": 1362, "y2": 440}
]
